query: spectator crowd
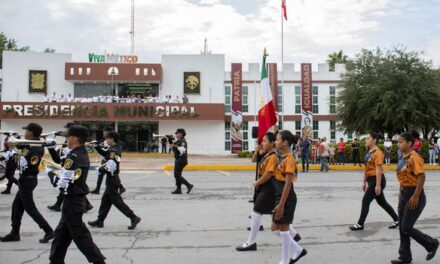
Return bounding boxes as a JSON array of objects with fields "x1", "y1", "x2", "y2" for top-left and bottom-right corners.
[{"x1": 42, "y1": 92, "x2": 190, "y2": 104}]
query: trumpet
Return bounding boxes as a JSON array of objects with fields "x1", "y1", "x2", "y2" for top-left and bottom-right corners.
[
  {"x1": 41, "y1": 158, "x2": 82, "y2": 181},
  {"x1": 41, "y1": 131, "x2": 65, "y2": 138},
  {"x1": 9, "y1": 136, "x2": 58, "y2": 148},
  {"x1": 0, "y1": 130, "x2": 19, "y2": 136}
]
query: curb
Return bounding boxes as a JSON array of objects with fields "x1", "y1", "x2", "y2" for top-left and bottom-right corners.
[{"x1": 161, "y1": 164, "x2": 440, "y2": 171}]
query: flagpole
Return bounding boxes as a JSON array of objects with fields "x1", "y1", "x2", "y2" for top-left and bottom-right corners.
[{"x1": 281, "y1": 2, "x2": 285, "y2": 128}]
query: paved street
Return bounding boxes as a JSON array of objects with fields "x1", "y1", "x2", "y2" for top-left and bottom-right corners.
[{"x1": 0, "y1": 169, "x2": 439, "y2": 264}]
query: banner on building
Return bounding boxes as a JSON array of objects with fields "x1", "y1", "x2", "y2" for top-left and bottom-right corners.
[
  {"x1": 231, "y1": 63, "x2": 243, "y2": 153},
  {"x1": 267, "y1": 63, "x2": 278, "y2": 112},
  {"x1": 301, "y1": 63, "x2": 313, "y2": 139}
]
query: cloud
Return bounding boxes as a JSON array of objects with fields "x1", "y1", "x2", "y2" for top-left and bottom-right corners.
[{"x1": 0, "y1": 0, "x2": 437, "y2": 68}]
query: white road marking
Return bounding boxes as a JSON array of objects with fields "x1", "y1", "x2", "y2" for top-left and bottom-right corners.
[
  {"x1": 163, "y1": 170, "x2": 171, "y2": 176},
  {"x1": 217, "y1": 171, "x2": 231, "y2": 176}
]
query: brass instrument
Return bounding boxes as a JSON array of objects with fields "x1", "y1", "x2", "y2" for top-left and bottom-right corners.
[
  {"x1": 8, "y1": 136, "x2": 58, "y2": 148},
  {"x1": 99, "y1": 155, "x2": 121, "y2": 169},
  {"x1": 0, "y1": 130, "x2": 19, "y2": 136},
  {"x1": 41, "y1": 158, "x2": 82, "y2": 181},
  {"x1": 0, "y1": 160, "x2": 6, "y2": 183}
]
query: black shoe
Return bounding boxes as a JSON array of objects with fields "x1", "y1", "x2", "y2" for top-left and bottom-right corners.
[
  {"x1": 236, "y1": 242, "x2": 257, "y2": 251},
  {"x1": 39, "y1": 232, "x2": 54, "y2": 243},
  {"x1": 47, "y1": 204, "x2": 61, "y2": 212},
  {"x1": 388, "y1": 221, "x2": 399, "y2": 229},
  {"x1": 1, "y1": 189, "x2": 11, "y2": 195},
  {"x1": 171, "y1": 190, "x2": 182, "y2": 194},
  {"x1": 90, "y1": 189, "x2": 100, "y2": 195},
  {"x1": 349, "y1": 224, "x2": 364, "y2": 231},
  {"x1": 0, "y1": 232, "x2": 20, "y2": 242},
  {"x1": 86, "y1": 204, "x2": 93, "y2": 212},
  {"x1": 187, "y1": 184, "x2": 194, "y2": 194},
  {"x1": 294, "y1": 233, "x2": 302, "y2": 242},
  {"x1": 88, "y1": 220, "x2": 104, "y2": 228},
  {"x1": 290, "y1": 249, "x2": 307, "y2": 263},
  {"x1": 247, "y1": 225, "x2": 264, "y2": 231},
  {"x1": 427, "y1": 239, "x2": 439, "y2": 261},
  {"x1": 128, "y1": 216, "x2": 141, "y2": 230},
  {"x1": 390, "y1": 259, "x2": 412, "y2": 264}
]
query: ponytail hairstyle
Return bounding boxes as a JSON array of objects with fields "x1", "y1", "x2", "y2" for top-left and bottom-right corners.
[
  {"x1": 278, "y1": 130, "x2": 299, "y2": 147},
  {"x1": 399, "y1": 132, "x2": 415, "y2": 146},
  {"x1": 368, "y1": 132, "x2": 382, "y2": 145}
]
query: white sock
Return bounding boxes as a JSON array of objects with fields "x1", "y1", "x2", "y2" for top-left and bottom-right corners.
[
  {"x1": 288, "y1": 232, "x2": 303, "y2": 259},
  {"x1": 246, "y1": 212, "x2": 262, "y2": 245},
  {"x1": 280, "y1": 231, "x2": 291, "y2": 264},
  {"x1": 289, "y1": 225, "x2": 297, "y2": 237}
]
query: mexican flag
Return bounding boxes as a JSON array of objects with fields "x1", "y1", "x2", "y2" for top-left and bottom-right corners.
[{"x1": 258, "y1": 49, "x2": 278, "y2": 143}]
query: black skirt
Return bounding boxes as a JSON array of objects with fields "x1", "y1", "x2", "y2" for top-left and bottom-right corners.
[
  {"x1": 253, "y1": 181, "x2": 276, "y2": 214},
  {"x1": 272, "y1": 179, "x2": 297, "y2": 225}
]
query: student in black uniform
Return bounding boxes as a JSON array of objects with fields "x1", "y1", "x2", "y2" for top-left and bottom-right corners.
[
  {"x1": 272, "y1": 131, "x2": 307, "y2": 264},
  {"x1": 1, "y1": 137, "x2": 17, "y2": 194},
  {"x1": 49, "y1": 125, "x2": 106, "y2": 264},
  {"x1": 0, "y1": 123, "x2": 54, "y2": 243},
  {"x1": 91, "y1": 126, "x2": 114, "y2": 194},
  {"x1": 391, "y1": 132, "x2": 439, "y2": 264},
  {"x1": 171, "y1": 128, "x2": 194, "y2": 194},
  {"x1": 88, "y1": 131, "x2": 141, "y2": 229},
  {"x1": 47, "y1": 122, "x2": 93, "y2": 212}
]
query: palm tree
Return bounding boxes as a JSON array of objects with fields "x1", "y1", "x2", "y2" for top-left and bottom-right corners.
[{"x1": 327, "y1": 50, "x2": 348, "y2": 71}]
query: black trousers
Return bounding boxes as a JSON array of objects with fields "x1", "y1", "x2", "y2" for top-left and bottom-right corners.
[
  {"x1": 357, "y1": 175, "x2": 398, "y2": 226},
  {"x1": 11, "y1": 178, "x2": 52, "y2": 234},
  {"x1": 53, "y1": 190, "x2": 92, "y2": 209},
  {"x1": 161, "y1": 144, "x2": 167, "y2": 153},
  {"x1": 398, "y1": 188, "x2": 437, "y2": 261},
  {"x1": 50, "y1": 196, "x2": 105, "y2": 264},
  {"x1": 174, "y1": 161, "x2": 190, "y2": 190},
  {"x1": 353, "y1": 150, "x2": 361, "y2": 166},
  {"x1": 94, "y1": 172, "x2": 105, "y2": 191},
  {"x1": 4, "y1": 158, "x2": 17, "y2": 191},
  {"x1": 98, "y1": 185, "x2": 135, "y2": 222}
]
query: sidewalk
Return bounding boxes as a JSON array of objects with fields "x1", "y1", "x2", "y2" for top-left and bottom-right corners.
[{"x1": 83, "y1": 154, "x2": 440, "y2": 171}]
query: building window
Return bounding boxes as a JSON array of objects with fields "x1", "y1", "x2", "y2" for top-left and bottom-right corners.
[
  {"x1": 242, "y1": 121, "x2": 249, "y2": 151},
  {"x1": 313, "y1": 121, "x2": 319, "y2": 139},
  {"x1": 312, "y1": 86, "x2": 318, "y2": 114},
  {"x1": 330, "y1": 86, "x2": 336, "y2": 114},
  {"x1": 348, "y1": 133, "x2": 353, "y2": 140},
  {"x1": 295, "y1": 121, "x2": 301, "y2": 131},
  {"x1": 242, "y1": 86, "x2": 249, "y2": 113},
  {"x1": 135, "y1": 68, "x2": 140, "y2": 76},
  {"x1": 330, "y1": 121, "x2": 336, "y2": 141},
  {"x1": 224, "y1": 86, "x2": 231, "y2": 113},
  {"x1": 143, "y1": 68, "x2": 148, "y2": 76},
  {"x1": 225, "y1": 121, "x2": 231, "y2": 151},
  {"x1": 86, "y1": 68, "x2": 91, "y2": 75},
  {"x1": 295, "y1": 86, "x2": 301, "y2": 114},
  {"x1": 278, "y1": 120, "x2": 283, "y2": 130},
  {"x1": 78, "y1": 67, "x2": 82, "y2": 75},
  {"x1": 277, "y1": 86, "x2": 283, "y2": 113},
  {"x1": 70, "y1": 67, "x2": 74, "y2": 75}
]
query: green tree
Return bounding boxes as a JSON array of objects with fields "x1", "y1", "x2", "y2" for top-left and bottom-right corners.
[
  {"x1": 0, "y1": 32, "x2": 30, "y2": 68},
  {"x1": 337, "y1": 47, "x2": 440, "y2": 139},
  {"x1": 327, "y1": 50, "x2": 349, "y2": 71}
]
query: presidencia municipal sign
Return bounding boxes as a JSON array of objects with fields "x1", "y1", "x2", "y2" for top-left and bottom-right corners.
[{"x1": 0, "y1": 103, "x2": 225, "y2": 121}]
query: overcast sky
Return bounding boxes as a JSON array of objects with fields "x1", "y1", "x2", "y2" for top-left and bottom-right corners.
[{"x1": 1, "y1": 0, "x2": 439, "y2": 69}]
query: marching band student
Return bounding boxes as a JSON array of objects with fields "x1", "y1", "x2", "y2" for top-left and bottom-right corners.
[
  {"x1": 1, "y1": 123, "x2": 54, "y2": 243},
  {"x1": 171, "y1": 128, "x2": 194, "y2": 194},
  {"x1": 390, "y1": 132, "x2": 439, "y2": 264},
  {"x1": 49, "y1": 125, "x2": 106, "y2": 264},
  {"x1": 88, "y1": 131, "x2": 141, "y2": 230},
  {"x1": 350, "y1": 132, "x2": 399, "y2": 231},
  {"x1": 1, "y1": 137, "x2": 16, "y2": 194},
  {"x1": 272, "y1": 131, "x2": 307, "y2": 264},
  {"x1": 91, "y1": 126, "x2": 115, "y2": 195},
  {"x1": 236, "y1": 132, "x2": 278, "y2": 251}
]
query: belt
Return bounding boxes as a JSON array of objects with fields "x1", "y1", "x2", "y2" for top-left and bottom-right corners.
[{"x1": 400, "y1": 186, "x2": 416, "y2": 190}]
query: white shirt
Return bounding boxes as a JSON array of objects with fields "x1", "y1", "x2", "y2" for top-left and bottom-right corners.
[
  {"x1": 67, "y1": 95, "x2": 73, "y2": 102},
  {"x1": 384, "y1": 140, "x2": 392, "y2": 148}
]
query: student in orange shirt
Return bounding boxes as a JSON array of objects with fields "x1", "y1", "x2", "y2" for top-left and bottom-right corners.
[
  {"x1": 391, "y1": 132, "x2": 439, "y2": 264},
  {"x1": 272, "y1": 131, "x2": 307, "y2": 264},
  {"x1": 350, "y1": 132, "x2": 399, "y2": 231}
]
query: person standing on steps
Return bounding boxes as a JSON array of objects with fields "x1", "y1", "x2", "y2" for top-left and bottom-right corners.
[{"x1": 171, "y1": 129, "x2": 194, "y2": 194}]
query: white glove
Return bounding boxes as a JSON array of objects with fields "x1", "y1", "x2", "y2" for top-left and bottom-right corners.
[
  {"x1": 45, "y1": 139, "x2": 57, "y2": 149},
  {"x1": 105, "y1": 160, "x2": 117, "y2": 175},
  {"x1": 19, "y1": 156, "x2": 28, "y2": 173},
  {"x1": 177, "y1": 146, "x2": 186, "y2": 156},
  {"x1": 57, "y1": 169, "x2": 73, "y2": 190}
]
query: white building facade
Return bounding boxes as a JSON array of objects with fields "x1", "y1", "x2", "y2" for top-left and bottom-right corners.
[{"x1": 0, "y1": 51, "x2": 347, "y2": 154}]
